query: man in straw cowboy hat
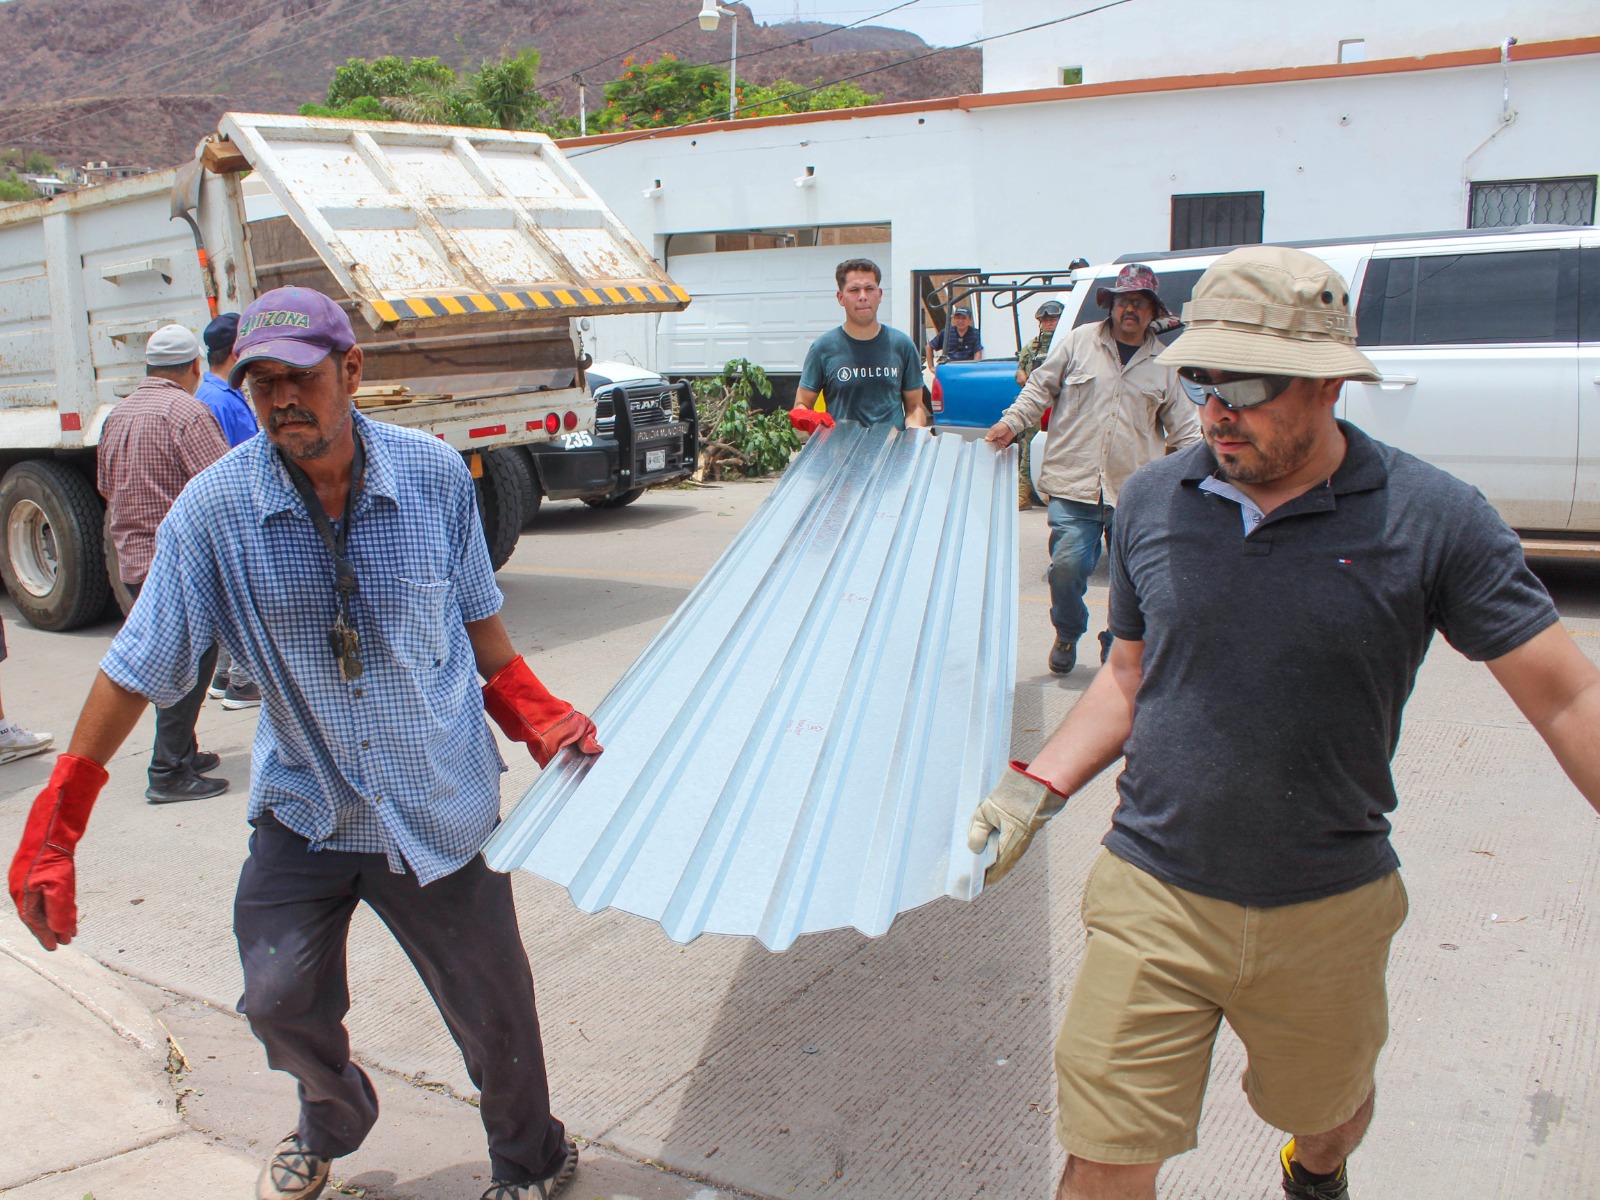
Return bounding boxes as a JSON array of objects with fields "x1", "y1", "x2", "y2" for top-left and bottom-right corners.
[
  {"x1": 987, "y1": 264, "x2": 1198, "y2": 674},
  {"x1": 968, "y1": 245, "x2": 1600, "y2": 1198}
]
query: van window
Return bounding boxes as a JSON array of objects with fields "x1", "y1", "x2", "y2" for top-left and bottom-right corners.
[
  {"x1": 1581, "y1": 246, "x2": 1600, "y2": 343},
  {"x1": 1355, "y1": 250, "x2": 1569, "y2": 345},
  {"x1": 1072, "y1": 268, "x2": 1206, "y2": 344}
]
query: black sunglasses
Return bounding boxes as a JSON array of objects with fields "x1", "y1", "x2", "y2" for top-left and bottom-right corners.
[{"x1": 1177, "y1": 367, "x2": 1294, "y2": 411}]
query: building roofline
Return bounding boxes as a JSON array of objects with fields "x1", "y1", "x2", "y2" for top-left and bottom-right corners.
[{"x1": 556, "y1": 35, "x2": 1600, "y2": 151}]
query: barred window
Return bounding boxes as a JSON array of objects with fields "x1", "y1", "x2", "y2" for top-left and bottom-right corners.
[
  {"x1": 1469, "y1": 177, "x2": 1596, "y2": 228},
  {"x1": 1170, "y1": 192, "x2": 1264, "y2": 252}
]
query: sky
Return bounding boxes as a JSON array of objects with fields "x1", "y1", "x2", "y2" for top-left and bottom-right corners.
[{"x1": 739, "y1": 0, "x2": 983, "y2": 48}]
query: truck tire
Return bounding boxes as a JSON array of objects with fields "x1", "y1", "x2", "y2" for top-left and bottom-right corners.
[
  {"x1": 581, "y1": 486, "x2": 645, "y2": 510},
  {"x1": 103, "y1": 509, "x2": 137, "y2": 617},
  {"x1": 513, "y1": 447, "x2": 543, "y2": 528},
  {"x1": 475, "y1": 449, "x2": 528, "y2": 571},
  {"x1": 0, "y1": 460, "x2": 111, "y2": 631}
]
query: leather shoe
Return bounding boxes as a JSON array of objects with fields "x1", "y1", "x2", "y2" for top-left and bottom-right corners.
[
  {"x1": 145, "y1": 772, "x2": 229, "y2": 804},
  {"x1": 1048, "y1": 637, "x2": 1076, "y2": 675}
]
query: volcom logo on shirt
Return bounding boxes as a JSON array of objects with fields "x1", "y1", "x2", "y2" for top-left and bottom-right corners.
[{"x1": 835, "y1": 366, "x2": 900, "y2": 382}]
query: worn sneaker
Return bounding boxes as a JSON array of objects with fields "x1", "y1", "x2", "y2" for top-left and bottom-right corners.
[
  {"x1": 258, "y1": 1132, "x2": 331, "y2": 1200},
  {"x1": 480, "y1": 1138, "x2": 579, "y2": 1199},
  {"x1": 1047, "y1": 637, "x2": 1076, "y2": 675},
  {"x1": 206, "y1": 669, "x2": 230, "y2": 700},
  {"x1": 222, "y1": 679, "x2": 263, "y2": 710},
  {"x1": 191, "y1": 750, "x2": 221, "y2": 774},
  {"x1": 145, "y1": 771, "x2": 229, "y2": 804},
  {"x1": 0, "y1": 723, "x2": 53, "y2": 765},
  {"x1": 1280, "y1": 1139, "x2": 1350, "y2": 1199}
]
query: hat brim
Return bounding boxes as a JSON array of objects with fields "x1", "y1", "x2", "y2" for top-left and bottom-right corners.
[
  {"x1": 1096, "y1": 287, "x2": 1172, "y2": 320},
  {"x1": 1155, "y1": 326, "x2": 1380, "y2": 381},
  {"x1": 229, "y1": 341, "x2": 332, "y2": 389}
]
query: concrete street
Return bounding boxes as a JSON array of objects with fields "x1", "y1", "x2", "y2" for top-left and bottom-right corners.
[{"x1": 2, "y1": 477, "x2": 1597, "y2": 1198}]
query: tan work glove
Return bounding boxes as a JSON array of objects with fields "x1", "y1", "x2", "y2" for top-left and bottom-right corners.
[{"x1": 967, "y1": 760, "x2": 1070, "y2": 885}]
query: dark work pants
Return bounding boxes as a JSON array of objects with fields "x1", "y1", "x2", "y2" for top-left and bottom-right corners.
[
  {"x1": 125, "y1": 580, "x2": 218, "y2": 786},
  {"x1": 233, "y1": 815, "x2": 567, "y2": 1184}
]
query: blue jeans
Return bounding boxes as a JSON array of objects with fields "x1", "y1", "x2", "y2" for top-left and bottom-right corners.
[{"x1": 1047, "y1": 497, "x2": 1113, "y2": 644}]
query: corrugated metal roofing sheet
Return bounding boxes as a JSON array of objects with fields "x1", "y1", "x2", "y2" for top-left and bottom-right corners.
[{"x1": 484, "y1": 422, "x2": 1018, "y2": 950}]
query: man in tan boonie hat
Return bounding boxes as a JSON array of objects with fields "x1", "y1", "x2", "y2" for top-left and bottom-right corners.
[
  {"x1": 1157, "y1": 244, "x2": 1378, "y2": 381},
  {"x1": 968, "y1": 242, "x2": 1600, "y2": 1200}
]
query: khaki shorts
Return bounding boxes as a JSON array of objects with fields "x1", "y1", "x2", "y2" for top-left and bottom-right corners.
[{"x1": 1055, "y1": 851, "x2": 1408, "y2": 1164}]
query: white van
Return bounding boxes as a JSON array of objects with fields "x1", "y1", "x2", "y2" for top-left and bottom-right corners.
[{"x1": 1060, "y1": 227, "x2": 1600, "y2": 536}]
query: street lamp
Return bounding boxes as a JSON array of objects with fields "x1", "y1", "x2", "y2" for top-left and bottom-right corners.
[{"x1": 698, "y1": 2, "x2": 738, "y2": 121}]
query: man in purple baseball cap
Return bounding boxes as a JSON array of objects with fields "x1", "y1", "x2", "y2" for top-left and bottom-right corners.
[
  {"x1": 11, "y1": 285, "x2": 600, "y2": 1199},
  {"x1": 987, "y1": 263, "x2": 1199, "y2": 675},
  {"x1": 228, "y1": 286, "x2": 358, "y2": 388}
]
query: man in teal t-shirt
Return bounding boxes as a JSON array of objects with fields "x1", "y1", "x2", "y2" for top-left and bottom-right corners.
[{"x1": 793, "y1": 258, "x2": 928, "y2": 431}]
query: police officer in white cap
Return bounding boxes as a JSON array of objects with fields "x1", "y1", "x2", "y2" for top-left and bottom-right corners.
[{"x1": 96, "y1": 323, "x2": 233, "y2": 802}]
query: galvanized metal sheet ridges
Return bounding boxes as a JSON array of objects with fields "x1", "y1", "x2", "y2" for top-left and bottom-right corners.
[
  {"x1": 485, "y1": 422, "x2": 1018, "y2": 950},
  {"x1": 218, "y1": 114, "x2": 689, "y2": 331}
]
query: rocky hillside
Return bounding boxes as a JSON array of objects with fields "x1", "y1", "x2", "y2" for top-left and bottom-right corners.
[{"x1": 0, "y1": 0, "x2": 980, "y2": 170}]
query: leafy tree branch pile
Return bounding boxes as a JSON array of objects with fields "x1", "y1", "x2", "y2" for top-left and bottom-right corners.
[{"x1": 693, "y1": 360, "x2": 799, "y2": 481}]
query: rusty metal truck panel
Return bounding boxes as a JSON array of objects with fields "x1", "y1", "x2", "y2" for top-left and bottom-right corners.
[
  {"x1": 218, "y1": 114, "x2": 688, "y2": 331},
  {"x1": 484, "y1": 424, "x2": 1018, "y2": 950}
]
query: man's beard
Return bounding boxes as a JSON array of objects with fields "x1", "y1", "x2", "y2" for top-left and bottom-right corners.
[
  {"x1": 270, "y1": 403, "x2": 351, "y2": 462},
  {"x1": 1207, "y1": 419, "x2": 1316, "y2": 485}
]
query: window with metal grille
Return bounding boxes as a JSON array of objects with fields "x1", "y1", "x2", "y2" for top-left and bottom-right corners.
[
  {"x1": 1170, "y1": 192, "x2": 1264, "y2": 252},
  {"x1": 1469, "y1": 177, "x2": 1596, "y2": 228}
]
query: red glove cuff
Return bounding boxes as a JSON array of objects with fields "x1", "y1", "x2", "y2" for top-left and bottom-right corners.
[
  {"x1": 482, "y1": 656, "x2": 602, "y2": 767},
  {"x1": 1009, "y1": 760, "x2": 1069, "y2": 800},
  {"x1": 789, "y1": 406, "x2": 835, "y2": 434}
]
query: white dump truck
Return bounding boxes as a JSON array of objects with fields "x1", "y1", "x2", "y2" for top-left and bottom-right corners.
[{"x1": 0, "y1": 113, "x2": 696, "y2": 630}]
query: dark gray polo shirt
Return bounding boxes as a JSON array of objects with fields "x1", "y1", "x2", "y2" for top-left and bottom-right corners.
[{"x1": 1105, "y1": 421, "x2": 1559, "y2": 907}]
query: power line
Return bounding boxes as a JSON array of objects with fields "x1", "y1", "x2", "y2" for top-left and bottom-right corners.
[
  {"x1": 692, "y1": 0, "x2": 924, "y2": 72},
  {"x1": 569, "y1": 0, "x2": 1136, "y2": 158}
]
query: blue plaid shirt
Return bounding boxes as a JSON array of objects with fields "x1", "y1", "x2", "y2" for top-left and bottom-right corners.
[{"x1": 101, "y1": 412, "x2": 506, "y2": 883}]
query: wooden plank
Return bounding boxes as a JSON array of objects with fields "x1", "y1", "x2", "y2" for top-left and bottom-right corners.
[{"x1": 1520, "y1": 538, "x2": 1600, "y2": 560}]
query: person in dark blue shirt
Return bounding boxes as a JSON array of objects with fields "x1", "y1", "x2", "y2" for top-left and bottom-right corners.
[
  {"x1": 925, "y1": 306, "x2": 983, "y2": 375},
  {"x1": 195, "y1": 313, "x2": 264, "y2": 710},
  {"x1": 196, "y1": 314, "x2": 261, "y2": 449}
]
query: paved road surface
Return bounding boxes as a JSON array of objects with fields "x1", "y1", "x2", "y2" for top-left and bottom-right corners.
[{"x1": 1, "y1": 480, "x2": 1595, "y2": 1198}]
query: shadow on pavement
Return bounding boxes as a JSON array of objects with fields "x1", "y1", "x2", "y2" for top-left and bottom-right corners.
[{"x1": 651, "y1": 685, "x2": 1069, "y2": 1200}]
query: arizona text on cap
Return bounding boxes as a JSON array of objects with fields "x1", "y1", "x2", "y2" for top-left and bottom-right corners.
[
  {"x1": 145, "y1": 324, "x2": 201, "y2": 367},
  {"x1": 229, "y1": 287, "x2": 357, "y2": 388},
  {"x1": 1156, "y1": 246, "x2": 1379, "y2": 381},
  {"x1": 1095, "y1": 263, "x2": 1172, "y2": 320}
]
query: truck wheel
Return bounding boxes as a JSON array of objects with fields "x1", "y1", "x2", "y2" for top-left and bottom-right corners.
[
  {"x1": 103, "y1": 509, "x2": 137, "y2": 617},
  {"x1": 581, "y1": 487, "x2": 645, "y2": 510},
  {"x1": 0, "y1": 460, "x2": 111, "y2": 631},
  {"x1": 475, "y1": 449, "x2": 528, "y2": 571},
  {"x1": 513, "y1": 448, "x2": 543, "y2": 528}
]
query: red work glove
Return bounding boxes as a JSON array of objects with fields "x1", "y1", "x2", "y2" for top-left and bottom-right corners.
[
  {"x1": 483, "y1": 655, "x2": 603, "y2": 768},
  {"x1": 789, "y1": 406, "x2": 835, "y2": 434},
  {"x1": 8, "y1": 754, "x2": 109, "y2": 951}
]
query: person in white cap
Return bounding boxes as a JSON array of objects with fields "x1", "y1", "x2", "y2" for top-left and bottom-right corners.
[
  {"x1": 968, "y1": 246, "x2": 1600, "y2": 1200},
  {"x1": 95, "y1": 323, "x2": 231, "y2": 803}
]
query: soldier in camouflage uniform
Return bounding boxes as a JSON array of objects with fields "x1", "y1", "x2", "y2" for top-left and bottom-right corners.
[{"x1": 1012, "y1": 300, "x2": 1063, "y2": 509}]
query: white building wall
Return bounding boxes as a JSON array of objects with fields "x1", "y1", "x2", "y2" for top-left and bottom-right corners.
[
  {"x1": 980, "y1": 0, "x2": 1596, "y2": 93},
  {"x1": 571, "y1": 48, "x2": 1598, "y2": 370}
]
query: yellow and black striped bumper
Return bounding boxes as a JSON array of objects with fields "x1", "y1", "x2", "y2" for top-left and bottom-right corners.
[{"x1": 370, "y1": 283, "x2": 690, "y2": 323}]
